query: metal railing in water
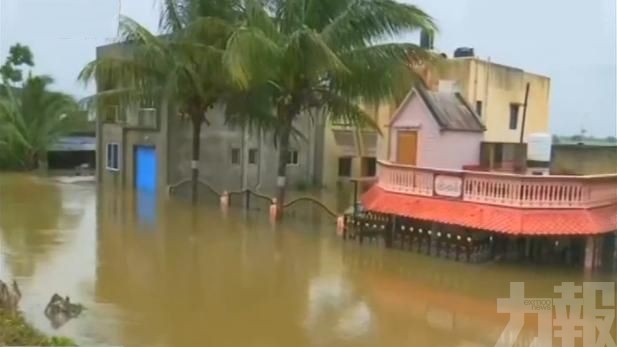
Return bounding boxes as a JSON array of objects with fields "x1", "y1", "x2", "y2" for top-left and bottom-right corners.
[{"x1": 167, "y1": 178, "x2": 341, "y2": 219}]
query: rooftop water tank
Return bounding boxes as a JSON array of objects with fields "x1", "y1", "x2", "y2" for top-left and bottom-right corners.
[
  {"x1": 454, "y1": 47, "x2": 474, "y2": 58},
  {"x1": 527, "y1": 133, "x2": 552, "y2": 162}
]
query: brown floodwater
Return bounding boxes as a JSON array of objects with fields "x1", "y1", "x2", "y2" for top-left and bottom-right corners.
[{"x1": 0, "y1": 174, "x2": 614, "y2": 347}]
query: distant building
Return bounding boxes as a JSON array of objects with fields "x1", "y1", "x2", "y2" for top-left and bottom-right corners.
[
  {"x1": 47, "y1": 135, "x2": 96, "y2": 172},
  {"x1": 321, "y1": 52, "x2": 552, "y2": 186}
]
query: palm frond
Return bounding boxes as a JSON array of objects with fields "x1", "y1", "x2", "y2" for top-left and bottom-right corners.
[
  {"x1": 321, "y1": 0, "x2": 437, "y2": 50},
  {"x1": 160, "y1": 0, "x2": 186, "y2": 33},
  {"x1": 283, "y1": 29, "x2": 349, "y2": 80},
  {"x1": 317, "y1": 90, "x2": 380, "y2": 133},
  {"x1": 223, "y1": 26, "x2": 282, "y2": 89},
  {"x1": 332, "y1": 43, "x2": 439, "y2": 104}
]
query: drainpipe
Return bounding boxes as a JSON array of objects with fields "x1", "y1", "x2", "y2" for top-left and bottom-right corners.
[
  {"x1": 484, "y1": 57, "x2": 490, "y2": 122},
  {"x1": 519, "y1": 83, "x2": 531, "y2": 144},
  {"x1": 254, "y1": 128, "x2": 263, "y2": 191}
]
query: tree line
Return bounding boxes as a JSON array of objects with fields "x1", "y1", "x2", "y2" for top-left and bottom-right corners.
[{"x1": 0, "y1": 44, "x2": 81, "y2": 170}]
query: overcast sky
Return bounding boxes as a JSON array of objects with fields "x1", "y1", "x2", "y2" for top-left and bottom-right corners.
[{"x1": 0, "y1": 0, "x2": 615, "y2": 136}]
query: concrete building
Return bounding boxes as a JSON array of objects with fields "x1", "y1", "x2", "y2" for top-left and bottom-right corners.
[
  {"x1": 322, "y1": 53, "x2": 551, "y2": 186},
  {"x1": 96, "y1": 42, "x2": 322, "y2": 196},
  {"x1": 423, "y1": 56, "x2": 551, "y2": 143}
]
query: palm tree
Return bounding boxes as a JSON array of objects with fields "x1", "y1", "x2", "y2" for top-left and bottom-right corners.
[
  {"x1": 222, "y1": 0, "x2": 438, "y2": 211},
  {"x1": 79, "y1": 12, "x2": 235, "y2": 203},
  {"x1": 0, "y1": 75, "x2": 78, "y2": 169}
]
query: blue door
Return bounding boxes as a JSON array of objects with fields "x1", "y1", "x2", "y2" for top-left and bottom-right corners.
[
  {"x1": 135, "y1": 146, "x2": 157, "y2": 192},
  {"x1": 136, "y1": 146, "x2": 157, "y2": 227}
]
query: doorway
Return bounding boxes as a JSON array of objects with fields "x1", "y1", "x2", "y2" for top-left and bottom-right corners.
[
  {"x1": 135, "y1": 146, "x2": 157, "y2": 192},
  {"x1": 396, "y1": 131, "x2": 418, "y2": 165},
  {"x1": 134, "y1": 145, "x2": 157, "y2": 227}
]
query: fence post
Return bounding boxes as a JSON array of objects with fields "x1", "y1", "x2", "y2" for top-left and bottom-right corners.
[
  {"x1": 220, "y1": 191, "x2": 229, "y2": 212},
  {"x1": 337, "y1": 215, "x2": 345, "y2": 238},
  {"x1": 269, "y1": 198, "x2": 278, "y2": 222}
]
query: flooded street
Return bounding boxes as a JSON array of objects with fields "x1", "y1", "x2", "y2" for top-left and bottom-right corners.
[{"x1": 0, "y1": 174, "x2": 612, "y2": 347}]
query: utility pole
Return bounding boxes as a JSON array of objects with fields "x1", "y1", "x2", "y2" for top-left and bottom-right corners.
[{"x1": 519, "y1": 82, "x2": 531, "y2": 143}]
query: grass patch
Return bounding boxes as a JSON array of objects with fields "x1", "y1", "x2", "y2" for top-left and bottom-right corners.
[{"x1": 0, "y1": 309, "x2": 76, "y2": 346}]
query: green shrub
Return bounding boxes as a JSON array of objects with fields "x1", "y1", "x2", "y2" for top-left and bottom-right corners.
[{"x1": 0, "y1": 309, "x2": 76, "y2": 346}]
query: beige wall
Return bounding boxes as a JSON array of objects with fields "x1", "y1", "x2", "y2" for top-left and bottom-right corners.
[
  {"x1": 321, "y1": 101, "x2": 396, "y2": 187},
  {"x1": 320, "y1": 57, "x2": 550, "y2": 186},
  {"x1": 435, "y1": 58, "x2": 551, "y2": 143}
]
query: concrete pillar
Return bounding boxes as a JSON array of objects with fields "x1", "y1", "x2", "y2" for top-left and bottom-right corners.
[{"x1": 584, "y1": 236, "x2": 601, "y2": 272}]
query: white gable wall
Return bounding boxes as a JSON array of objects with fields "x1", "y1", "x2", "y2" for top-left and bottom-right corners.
[{"x1": 389, "y1": 93, "x2": 483, "y2": 170}]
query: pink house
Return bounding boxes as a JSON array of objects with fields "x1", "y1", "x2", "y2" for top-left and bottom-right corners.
[
  {"x1": 388, "y1": 87, "x2": 485, "y2": 170},
  {"x1": 352, "y1": 87, "x2": 617, "y2": 272}
]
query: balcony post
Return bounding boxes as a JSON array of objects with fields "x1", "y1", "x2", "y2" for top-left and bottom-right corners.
[{"x1": 584, "y1": 236, "x2": 602, "y2": 272}]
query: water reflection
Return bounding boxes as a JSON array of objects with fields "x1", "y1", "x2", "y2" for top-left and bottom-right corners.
[
  {"x1": 0, "y1": 174, "x2": 612, "y2": 347},
  {"x1": 0, "y1": 174, "x2": 82, "y2": 277}
]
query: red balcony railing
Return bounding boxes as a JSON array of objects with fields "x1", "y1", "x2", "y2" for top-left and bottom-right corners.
[{"x1": 377, "y1": 160, "x2": 617, "y2": 209}]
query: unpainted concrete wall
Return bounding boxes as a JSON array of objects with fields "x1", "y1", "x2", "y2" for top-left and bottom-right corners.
[{"x1": 551, "y1": 145, "x2": 617, "y2": 175}]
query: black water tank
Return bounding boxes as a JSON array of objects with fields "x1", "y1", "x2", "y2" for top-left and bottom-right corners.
[{"x1": 454, "y1": 47, "x2": 474, "y2": 58}]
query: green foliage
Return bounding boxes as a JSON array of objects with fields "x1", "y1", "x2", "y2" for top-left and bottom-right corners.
[
  {"x1": 0, "y1": 44, "x2": 34, "y2": 84},
  {"x1": 80, "y1": 0, "x2": 437, "y2": 204},
  {"x1": 220, "y1": 0, "x2": 438, "y2": 202},
  {"x1": 0, "y1": 75, "x2": 80, "y2": 170},
  {"x1": 79, "y1": 14, "x2": 235, "y2": 125},
  {"x1": 0, "y1": 309, "x2": 76, "y2": 346}
]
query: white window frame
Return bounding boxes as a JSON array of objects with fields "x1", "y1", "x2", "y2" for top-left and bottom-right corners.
[{"x1": 106, "y1": 143, "x2": 121, "y2": 171}]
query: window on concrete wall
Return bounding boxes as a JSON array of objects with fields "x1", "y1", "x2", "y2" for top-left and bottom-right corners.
[
  {"x1": 106, "y1": 143, "x2": 120, "y2": 171},
  {"x1": 231, "y1": 148, "x2": 240, "y2": 165},
  {"x1": 362, "y1": 157, "x2": 377, "y2": 177},
  {"x1": 476, "y1": 100, "x2": 483, "y2": 117},
  {"x1": 338, "y1": 157, "x2": 352, "y2": 177},
  {"x1": 248, "y1": 148, "x2": 258, "y2": 164},
  {"x1": 286, "y1": 150, "x2": 299, "y2": 165},
  {"x1": 509, "y1": 103, "x2": 520, "y2": 130}
]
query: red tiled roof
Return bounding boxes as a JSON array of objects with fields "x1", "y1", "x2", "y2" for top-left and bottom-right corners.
[{"x1": 362, "y1": 186, "x2": 617, "y2": 236}]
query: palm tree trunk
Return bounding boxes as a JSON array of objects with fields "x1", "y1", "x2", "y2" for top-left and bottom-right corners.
[
  {"x1": 191, "y1": 116, "x2": 203, "y2": 205},
  {"x1": 276, "y1": 121, "x2": 292, "y2": 215}
]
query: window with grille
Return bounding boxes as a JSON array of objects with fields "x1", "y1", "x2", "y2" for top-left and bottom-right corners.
[
  {"x1": 231, "y1": 148, "x2": 240, "y2": 164},
  {"x1": 286, "y1": 150, "x2": 299, "y2": 165},
  {"x1": 248, "y1": 149, "x2": 258, "y2": 164},
  {"x1": 338, "y1": 157, "x2": 352, "y2": 177},
  {"x1": 509, "y1": 103, "x2": 520, "y2": 130}
]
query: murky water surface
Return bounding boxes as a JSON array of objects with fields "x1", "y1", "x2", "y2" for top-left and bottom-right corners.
[{"x1": 0, "y1": 174, "x2": 613, "y2": 346}]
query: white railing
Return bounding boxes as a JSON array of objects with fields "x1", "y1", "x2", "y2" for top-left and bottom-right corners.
[{"x1": 377, "y1": 160, "x2": 617, "y2": 209}]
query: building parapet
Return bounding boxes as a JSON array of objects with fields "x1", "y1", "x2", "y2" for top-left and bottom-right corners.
[{"x1": 377, "y1": 160, "x2": 617, "y2": 209}]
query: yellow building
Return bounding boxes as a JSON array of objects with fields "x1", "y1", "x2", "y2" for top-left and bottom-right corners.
[
  {"x1": 429, "y1": 57, "x2": 551, "y2": 143},
  {"x1": 319, "y1": 56, "x2": 551, "y2": 188}
]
